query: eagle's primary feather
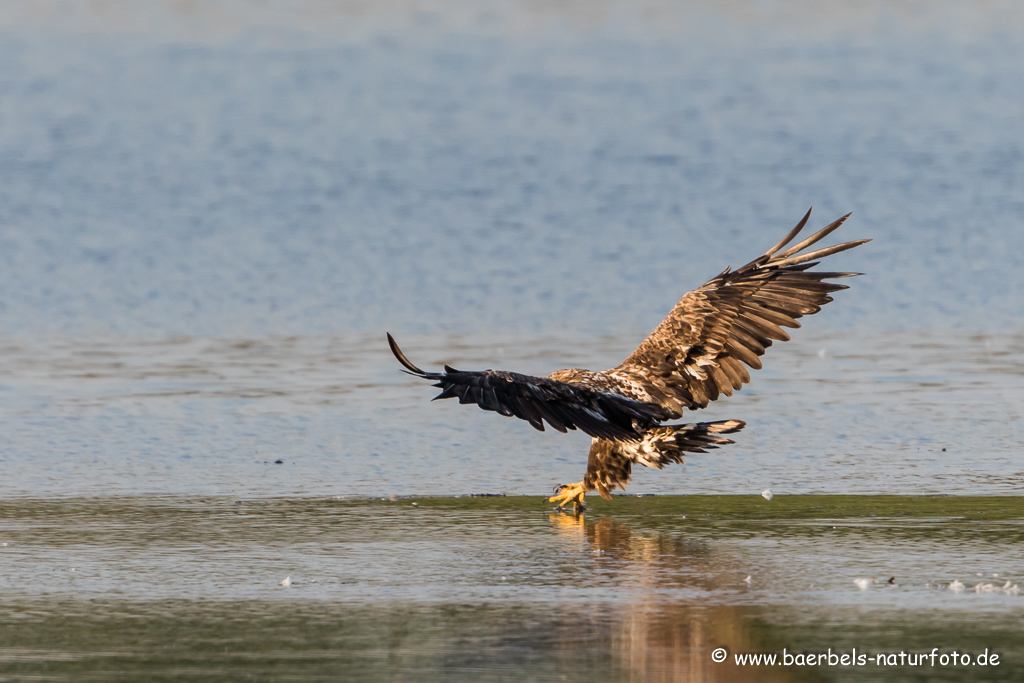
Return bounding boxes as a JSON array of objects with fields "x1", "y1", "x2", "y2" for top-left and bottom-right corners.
[{"x1": 388, "y1": 209, "x2": 868, "y2": 508}]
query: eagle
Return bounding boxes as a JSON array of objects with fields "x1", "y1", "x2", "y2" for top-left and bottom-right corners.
[{"x1": 388, "y1": 209, "x2": 868, "y2": 511}]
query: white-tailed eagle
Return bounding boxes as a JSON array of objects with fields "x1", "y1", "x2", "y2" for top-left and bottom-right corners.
[{"x1": 388, "y1": 209, "x2": 868, "y2": 510}]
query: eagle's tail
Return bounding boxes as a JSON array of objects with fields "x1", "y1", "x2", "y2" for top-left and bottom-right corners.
[
  {"x1": 633, "y1": 419, "x2": 745, "y2": 469},
  {"x1": 584, "y1": 420, "x2": 745, "y2": 499}
]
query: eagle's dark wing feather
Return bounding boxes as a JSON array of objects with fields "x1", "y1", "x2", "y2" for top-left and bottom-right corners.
[
  {"x1": 387, "y1": 333, "x2": 674, "y2": 441},
  {"x1": 602, "y1": 209, "x2": 869, "y2": 414}
]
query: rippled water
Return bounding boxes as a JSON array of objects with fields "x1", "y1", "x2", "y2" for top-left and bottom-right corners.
[
  {"x1": 0, "y1": 1, "x2": 1022, "y2": 679},
  {"x1": 0, "y1": 329, "x2": 1021, "y2": 499},
  {"x1": 0, "y1": 0, "x2": 1021, "y2": 499},
  {"x1": 1, "y1": 2, "x2": 1023, "y2": 339},
  {"x1": 2, "y1": 496, "x2": 1024, "y2": 681}
]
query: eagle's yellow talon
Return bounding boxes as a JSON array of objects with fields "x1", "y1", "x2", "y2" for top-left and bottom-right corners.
[{"x1": 549, "y1": 482, "x2": 588, "y2": 512}]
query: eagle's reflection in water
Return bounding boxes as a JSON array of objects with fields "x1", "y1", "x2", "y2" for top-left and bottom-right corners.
[{"x1": 548, "y1": 514, "x2": 816, "y2": 683}]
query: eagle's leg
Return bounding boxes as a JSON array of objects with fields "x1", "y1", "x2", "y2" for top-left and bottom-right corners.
[{"x1": 549, "y1": 482, "x2": 588, "y2": 512}]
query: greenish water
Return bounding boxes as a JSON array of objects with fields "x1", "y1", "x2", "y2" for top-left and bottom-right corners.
[
  {"x1": 1, "y1": 495, "x2": 1022, "y2": 681},
  {"x1": 1, "y1": 1, "x2": 1022, "y2": 680}
]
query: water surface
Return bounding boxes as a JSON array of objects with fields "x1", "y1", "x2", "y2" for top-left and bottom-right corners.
[
  {"x1": 0, "y1": 3, "x2": 1022, "y2": 679},
  {"x1": 1, "y1": 495, "x2": 1023, "y2": 681},
  {"x1": 0, "y1": 0, "x2": 1022, "y2": 498},
  {"x1": 0, "y1": 329, "x2": 1021, "y2": 498}
]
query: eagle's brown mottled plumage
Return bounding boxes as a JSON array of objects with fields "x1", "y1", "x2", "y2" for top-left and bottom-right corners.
[{"x1": 388, "y1": 209, "x2": 868, "y2": 509}]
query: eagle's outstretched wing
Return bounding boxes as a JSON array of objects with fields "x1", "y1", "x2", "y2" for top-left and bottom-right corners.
[
  {"x1": 387, "y1": 333, "x2": 674, "y2": 441},
  {"x1": 602, "y1": 209, "x2": 869, "y2": 415}
]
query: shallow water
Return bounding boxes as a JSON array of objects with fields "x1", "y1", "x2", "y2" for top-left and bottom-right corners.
[
  {"x1": 2, "y1": 496, "x2": 1023, "y2": 681},
  {"x1": 0, "y1": 1, "x2": 1022, "y2": 499},
  {"x1": 0, "y1": 328, "x2": 1021, "y2": 498},
  {"x1": 0, "y1": 1, "x2": 1023, "y2": 339},
  {"x1": 0, "y1": 2, "x2": 1023, "y2": 680}
]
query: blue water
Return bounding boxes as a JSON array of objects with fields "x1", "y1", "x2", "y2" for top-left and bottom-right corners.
[
  {"x1": 0, "y1": 3, "x2": 1022, "y2": 339},
  {"x1": 0, "y1": 1, "x2": 1021, "y2": 498},
  {"x1": 2, "y1": 5, "x2": 1024, "y2": 681}
]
